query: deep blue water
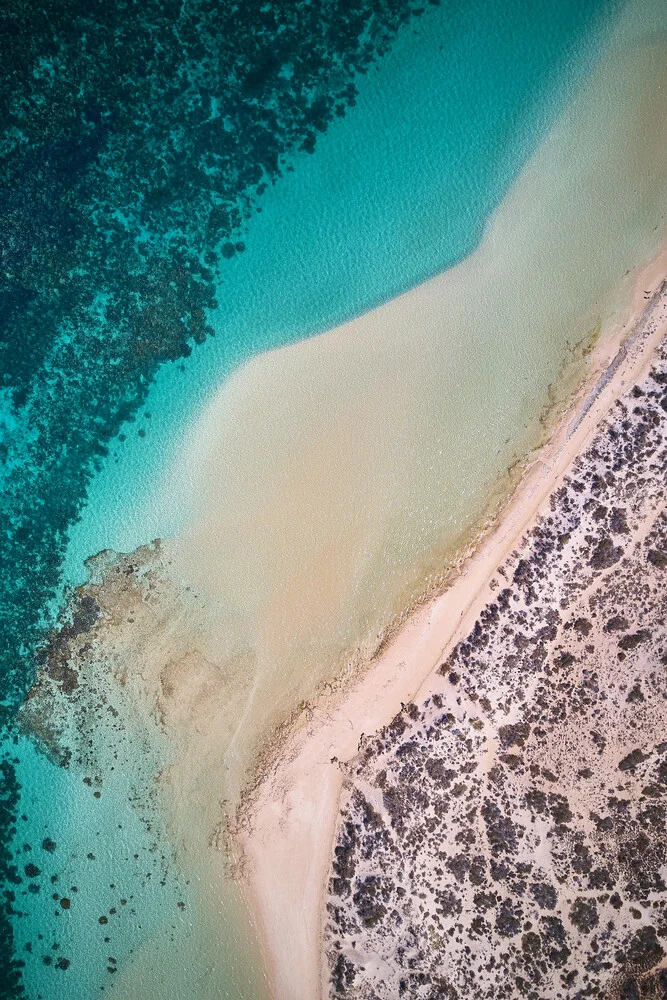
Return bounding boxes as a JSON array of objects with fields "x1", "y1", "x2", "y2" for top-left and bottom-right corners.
[{"x1": 0, "y1": 0, "x2": 623, "y2": 995}]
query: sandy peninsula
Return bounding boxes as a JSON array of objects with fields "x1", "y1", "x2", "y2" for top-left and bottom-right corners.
[{"x1": 236, "y1": 258, "x2": 667, "y2": 1000}]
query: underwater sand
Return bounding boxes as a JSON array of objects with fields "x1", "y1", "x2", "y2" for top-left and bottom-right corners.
[{"x1": 166, "y1": 0, "x2": 667, "y2": 809}]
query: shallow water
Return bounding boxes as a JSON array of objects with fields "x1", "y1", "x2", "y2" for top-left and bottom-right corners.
[
  {"x1": 2, "y1": 0, "x2": 666, "y2": 997},
  {"x1": 167, "y1": 0, "x2": 667, "y2": 809},
  {"x1": 64, "y1": 0, "x2": 617, "y2": 570}
]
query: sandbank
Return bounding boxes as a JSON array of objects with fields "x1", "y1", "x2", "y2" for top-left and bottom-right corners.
[{"x1": 164, "y1": 3, "x2": 666, "y2": 819}]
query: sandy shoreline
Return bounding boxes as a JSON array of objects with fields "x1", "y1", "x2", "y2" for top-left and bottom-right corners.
[{"x1": 236, "y1": 252, "x2": 667, "y2": 1000}]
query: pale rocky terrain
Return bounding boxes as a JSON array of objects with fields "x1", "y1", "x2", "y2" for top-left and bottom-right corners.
[{"x1": 325, "y1": 340, "x2": 667, "y2": 999}]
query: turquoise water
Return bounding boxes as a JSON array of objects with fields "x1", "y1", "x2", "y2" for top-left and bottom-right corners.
[
  {"x1": 2, "y1": 0, "x2": 647, "y2": 996},
  {"x1": 8, "y1": 734, "x2": 188, "y2": 999},
  {"x1": 65, "y1": 0, "x2": 618, "y2": 574}
]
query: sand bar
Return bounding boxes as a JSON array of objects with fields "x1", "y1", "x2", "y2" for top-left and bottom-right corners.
[{"x1": 165, "y1": 0, "x2": 666, "y2": 822}]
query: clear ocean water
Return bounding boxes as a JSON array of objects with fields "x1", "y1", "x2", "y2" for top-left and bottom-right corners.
[
  {"x1": 2, "y1": 0, "x2": 664, "y2": 996},
  {"x1": 63, "y1": 0, "x2": 619, "y2": 570}
]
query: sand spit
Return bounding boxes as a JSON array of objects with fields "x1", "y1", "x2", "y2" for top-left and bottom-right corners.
[{"x1": 237, "y1": 268, "x2": 667, "y2": 1000}]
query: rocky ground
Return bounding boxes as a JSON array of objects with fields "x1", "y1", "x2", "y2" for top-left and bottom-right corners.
[{"x1": 325, "y1": 339, "x2": 667, "y2": 999}]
